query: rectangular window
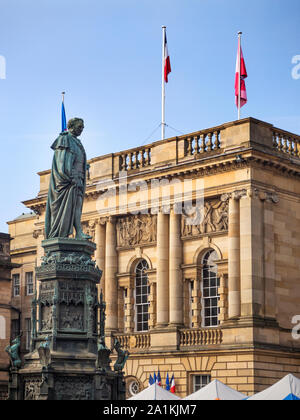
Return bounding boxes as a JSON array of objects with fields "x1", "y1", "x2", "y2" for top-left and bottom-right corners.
[
  {"x1": 12, "y1": 274, "x2": 20, "y2": 297},
  {"x1": 11, "y1": 319, "x2": 20, "y2": 341},
  {"x1": 25, "y1": 272, "x2": 34, "y2": 296},
  {"x1": 193, "y1": 375, "x2": 211, "y2": 392},
  {"x1": 25, "y1": 318, "x2": 31, "y2": 350}
]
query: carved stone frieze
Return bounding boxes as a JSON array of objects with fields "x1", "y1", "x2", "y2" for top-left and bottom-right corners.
[
  {"x1": 117, "y1": 214, "x2": 157, "y2": 247},
  {"x1": 24, "y1": 377, "x2": 44, "y2": 400},
  {"x1": 54, "y1": 376, "x2": 94, "y2": 400},
  {"x1": 181, "y1": 198, "x2": 228, "y2": 237},
  {"x1": 59, "y1": 304, "x2": 84, "y2": 331}
]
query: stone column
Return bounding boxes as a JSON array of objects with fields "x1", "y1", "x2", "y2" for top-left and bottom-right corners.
[
  {"x1": 148, "y1": 280, "x2": 157, "y2": 330},
  {"x1": 125, "y1": 286, "x2": 134, "y2": 333},
  {"x1": 95, "y1": 219, "x2": 106, "y2": 298},
  {"x1": 218, "y1": 274, "x2": 228, "y2": 323},
  {"x1": 225, "y1": 192, "x2": 243, "y2": 319},
  {"x1": 261, "y1": 192, "x2": 279, "y2": 320},
  {"x1": 169, "y1": 208, "x2": 183, "y2": 326},
  {"x1": 191, "y1": 277, "x2": 201, "y2": 328},
  {"x1": 240, "y1": 189, "x2": 264, "y2": 318},
  {"x1": 105, "y1": 217, "x2": 118, "y2": 332},
  {"x1": 156, "y1": 210, "x2": 169, "y2": 327}
]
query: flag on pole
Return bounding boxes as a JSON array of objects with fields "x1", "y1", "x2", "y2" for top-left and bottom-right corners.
[
  {"x1": 157, "y1": 369, "x2": 162, "y2": 386},
  {"x1": 165, "y1": 373, "x2": 170, "y2": 391},
  {"x1": 163, "y1": 31, "x2": 171, "y2": 83},
  {"x1": 170, "y1": 374, "x2": 176, "y2": 393},
  {"x1": 148, "y1": 374, "x2": 154, "y2": 387},
  {"x1": 235, "y1": 36, "x2": 247, "y2": 109},
  {"x1": 154, "y1": 372, "x2": 157, "y2": 384},
  {"x1": 61, "y1": 93, "x2": 67, "y2": 132}
]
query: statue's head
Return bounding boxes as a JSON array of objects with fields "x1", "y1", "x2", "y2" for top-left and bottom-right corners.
[{"x1": 67, "y1": 118, "x2": 84, "y2": 137}]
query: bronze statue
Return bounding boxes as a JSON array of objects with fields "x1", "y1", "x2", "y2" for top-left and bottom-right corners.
[
  {"x1": 5, "y1": 335, "x2": 22, "y2": 369},
  {"x1": 113, "y1": 339, "x2": 129, "y2": 372},
  {"x1": 38, "y1": 336, "x2": 51, "y2": 369},
  {"x1": 45, "y1": 118, "x2": 92, "y2": 240}
]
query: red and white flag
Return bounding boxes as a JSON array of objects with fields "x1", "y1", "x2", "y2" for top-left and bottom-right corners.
[
  {"x1": 164, "y1": 31, "x2": 171, "y2": 83},
  {"x1": 235, "y1": 38, "x2": 247, "y2": 108},
  {"x1": 170, "y1": 374, "x2": 176, "y2": 393}
]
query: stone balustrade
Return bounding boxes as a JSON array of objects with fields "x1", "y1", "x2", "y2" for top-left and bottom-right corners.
[
  {"x1": 118, "y1": 147, "x2": 152, "y2": 171},
  {"x1": 272, "y1": 128, "x2": 300, "y2": 158},
  {"x1": 183, "y1": 129, "x2": 221, "y2": 157},
  {"x1": 31, "y1": 117, "x2": 300, "y2": 199},
  {"x1": 114, "y1": 332, "x2": 151, "y2": 350},
  {"x1": 179, "y1": 328, "x2": 223, "y2": 347}
]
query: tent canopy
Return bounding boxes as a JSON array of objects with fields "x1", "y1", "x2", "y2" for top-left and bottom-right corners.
[
  {"x1": 183, "y1": 379, "x2": 246, "y2": 400},
  {"x1": 248, "y1": 374, "x2": 300, "y2": 400},
  {"x1": 128, "y1": 383, "x2": 181, "y2": 400}
]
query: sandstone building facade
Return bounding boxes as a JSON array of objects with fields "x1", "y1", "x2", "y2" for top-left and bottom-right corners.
[
  {"x1": 0, "y1": 233, "x2": 20, "y2": 398},
  {"x1": 5, "y1": 117, "x2": 300, "y2": 397}
]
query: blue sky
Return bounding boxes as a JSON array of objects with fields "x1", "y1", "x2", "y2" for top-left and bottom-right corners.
[{"x1": 0, "y1": 0, "x2": 299, "y2": 232}]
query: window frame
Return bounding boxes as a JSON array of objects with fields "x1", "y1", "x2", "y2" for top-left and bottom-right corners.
[
  {"x1": 12, "y1": 273, "x2": 20, "y2": 297},
  {"x1": 192, "y1": 374, "x2": 212, "y2": 393},
  {"x1": 25, "y1": 271, "x2": 34, "y2": 296},
  {"x1": 201, "y1": 250, "x2": 220, "y2": 328},
  {"x1": 134, "y1": 260, "x2": 150, "y2": 333}
]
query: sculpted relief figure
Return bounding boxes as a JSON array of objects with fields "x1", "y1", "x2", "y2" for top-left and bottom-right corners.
[
  {"x1": 117, "y1": 214, "x2": 157, "y2": 247},
  {"x1": 45, "y1": 118, "x2": 91, "y2": 240},
  {"x1": 182, "y1": 199, "x2": 228, "y2": 237}
]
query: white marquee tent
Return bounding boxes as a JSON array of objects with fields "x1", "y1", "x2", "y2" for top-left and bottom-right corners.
[
  {"x1": 183, "y1": 379, "x2": 246, "y2": 400},
  {"x1": 247, "y1": 374, "x2": 300, "y2": 400},
  {"x1": 128, "y1": 383, "x2": 181, "y2": 400}
]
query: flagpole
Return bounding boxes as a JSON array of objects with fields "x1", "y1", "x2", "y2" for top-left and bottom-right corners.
[
  {"x1": 62, "y1": 91, "x2": 65, "y2": 104},
  {"x1": 161, "y1": 26, "x2": 166, "y2": 140},
  {"x1": 238, "y1": 32, "x2": 242, "y2": 120}
]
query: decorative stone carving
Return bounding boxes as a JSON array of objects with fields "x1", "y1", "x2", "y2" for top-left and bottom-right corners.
[
  {"x1": 117, "y1": 214, "x2": 157, "y2": 247},
  {"x1": 82, "y1": 220, "x2": 96, "y2": 242},
  {"x1": 55, "y1": 376, "x2": 94, "y2": 400},
  {"x1": 41, "y1": 305, "x2": 53, "y2": 331},
  {"x1": 38, "y1": 336, "x2": 51, "y2": 368},
  {"x1": 24, "y1": 377, "x2": 44, "y2": 400},
  {"x1": 181, "y1": 198, "x2": 228, "y2": 237},
  {"x1": 59, "y1": 304, "x2": 84, "y2": 330}
]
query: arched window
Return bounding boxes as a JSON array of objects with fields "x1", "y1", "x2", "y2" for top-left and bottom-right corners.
[
  {"x1": 202, "y1": 250, "x2": 220, "y2": 327},
  {"x1": 135, "y1": 260, "x2": 150, "y2": 332}
]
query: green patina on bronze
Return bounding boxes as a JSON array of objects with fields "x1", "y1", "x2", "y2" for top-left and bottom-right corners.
[
  {"x1": 5, "y1": 336, "x2": 22, "y2": 369},
  {"x1": 45, "y1": 118, "x2": 91, "y2": 240}
]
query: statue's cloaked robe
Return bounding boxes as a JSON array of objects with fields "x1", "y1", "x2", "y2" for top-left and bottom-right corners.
[{"x1": 45, "y1": 131, "x2": 87, "y2": 239}]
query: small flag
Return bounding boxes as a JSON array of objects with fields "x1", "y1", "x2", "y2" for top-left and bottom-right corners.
[
  {"x1": 61, "y1": 95, "x2": 67, "y2": 132},
  {"x1": 235, "y1": 38, "x2": 247, "y2": 108},
  {"x1": 157, "y1": 369, "x2": 162, "y2": 386},
  {"x1": 148, "y1": 374, "x2": 154, "y2": 387},
  {"x1": 170, "y1": 374, "x2": 176, "y2": 393},
  {"x1": 154, "y1": 372, "x2": 157, "y2": 384},
  {"x1": 165, "y1": 373, "x2": 170, "y2": 391},
  {"x1": 164, "y1": 31, "x2": 171, "y2": 83}
]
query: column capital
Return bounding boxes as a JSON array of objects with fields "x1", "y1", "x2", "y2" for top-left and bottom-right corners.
[
  {"x1": 221, "y1": 189, "x2": 247, "y2": 202},
  {"x1": 246, "y1": 188, "x2": 279, "y2": 204}
]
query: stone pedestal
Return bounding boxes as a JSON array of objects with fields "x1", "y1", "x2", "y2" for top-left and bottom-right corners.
[{"x1": 8, "y1": 238, "x2": 126, "y2": 400}]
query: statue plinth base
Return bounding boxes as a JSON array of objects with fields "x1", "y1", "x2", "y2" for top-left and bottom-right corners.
[{"x1": 8, "y1": 238, "x2": 126, "y2": 400}]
